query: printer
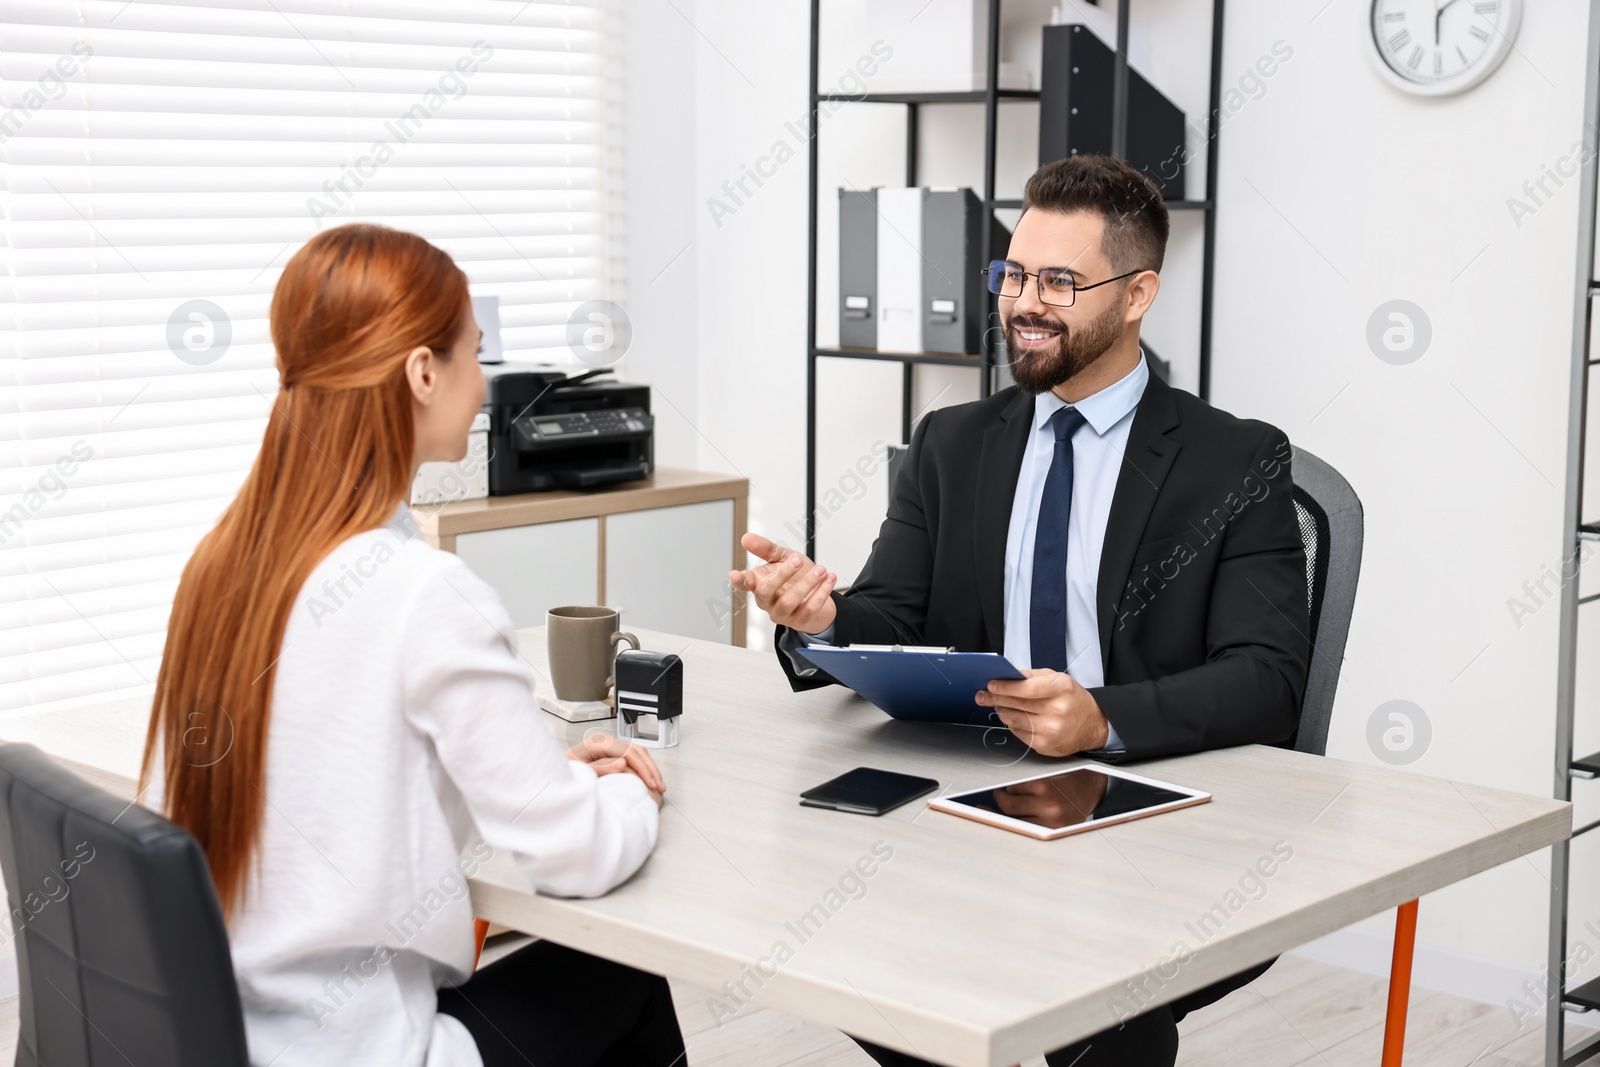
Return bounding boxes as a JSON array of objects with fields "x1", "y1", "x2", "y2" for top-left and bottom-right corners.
[{"x1": 481, "y1": 366, "x2": 653, "y2": 494}]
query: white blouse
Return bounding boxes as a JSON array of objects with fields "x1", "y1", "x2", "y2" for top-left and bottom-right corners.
[{"x1": 149, "y1": 504, "x2": 659, "y2": 1067}]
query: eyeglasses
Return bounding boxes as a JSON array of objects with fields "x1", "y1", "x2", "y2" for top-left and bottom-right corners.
[{"x1": 982, "y1": 260, "x2": 1148, "y2": 307}]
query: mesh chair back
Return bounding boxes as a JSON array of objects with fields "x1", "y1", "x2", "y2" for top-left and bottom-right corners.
[{"x1": 1286, "y1": 449, "x2": 1364, "y2": 756}]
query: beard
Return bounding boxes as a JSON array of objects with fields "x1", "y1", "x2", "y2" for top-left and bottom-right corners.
[{"x1": 1003, "y1": 298, "x2": 1125, "y2": 395}]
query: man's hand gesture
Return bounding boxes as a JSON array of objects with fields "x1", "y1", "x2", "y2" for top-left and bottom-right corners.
[{"x1": 729, "y1": 532, "x2": 839, "y2": 636}]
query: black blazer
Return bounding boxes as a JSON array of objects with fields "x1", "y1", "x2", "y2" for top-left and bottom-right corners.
[{"x1": 776, "y1": 369, "x2": 1311, "y2": 762}]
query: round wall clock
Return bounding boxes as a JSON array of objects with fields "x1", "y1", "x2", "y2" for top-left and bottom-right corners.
[{"x1": 1367, "y1": 0, "x2": 1522, "y2": 96}]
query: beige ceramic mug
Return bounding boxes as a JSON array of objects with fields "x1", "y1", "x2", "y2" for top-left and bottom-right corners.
[{"x1": 547, "y1": 606, "x2": 640, "y2": 703}]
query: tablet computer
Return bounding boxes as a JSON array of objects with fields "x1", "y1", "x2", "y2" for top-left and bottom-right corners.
[{"x1": 927, "y1": 765, "x2": 1210, "y2": 840}]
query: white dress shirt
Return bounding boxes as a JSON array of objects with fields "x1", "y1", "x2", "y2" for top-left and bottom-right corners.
[
  {"x1": 148, "y1": 504, "x2": 659, "y2": 1067},
  {"x1": 790, "y1": 352, "x2": 1150, "y2": 753}
]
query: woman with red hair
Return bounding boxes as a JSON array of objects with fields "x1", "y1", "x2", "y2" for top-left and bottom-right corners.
[{"x1": 141, "y1": 223, "x2": 684, "y2": 1066}]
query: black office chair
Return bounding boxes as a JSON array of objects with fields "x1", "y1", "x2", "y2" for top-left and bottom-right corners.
[
  {"x1": 0, "y1": 743, "x2": 249, "y2": 1066},
  {"x1": 1286, "y1": 446, "x2": 1365, "y2": 757},
  {"x1": 1166, "y1": 446, "x2": 1364, "y2": 1024}
]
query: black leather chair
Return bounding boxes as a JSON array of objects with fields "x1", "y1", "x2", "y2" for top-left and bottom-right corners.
[{"x1": 0, "y1": 743, "x2": 248, "y2": 1066}]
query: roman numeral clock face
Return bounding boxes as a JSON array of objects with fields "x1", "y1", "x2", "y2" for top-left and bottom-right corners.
[{"x1": 1368, "y1": 0, "x2": 1521, "y2": 96}]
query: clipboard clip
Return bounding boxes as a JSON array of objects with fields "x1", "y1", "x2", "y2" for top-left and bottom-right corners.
[{"x1": 846, "y1": 643, "x2": 958, "y2": 654}]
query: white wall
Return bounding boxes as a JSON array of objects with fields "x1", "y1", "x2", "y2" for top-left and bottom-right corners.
[
  {"x1": 619, "y1": 0, "x2": 702, "y2": 476},
  {"x1": 1211, "y1": 0, "x2": 1593, "y2": 1002},
  {"x1": 624, "y1": 0, "x2": 1598, "y2": 1006}
]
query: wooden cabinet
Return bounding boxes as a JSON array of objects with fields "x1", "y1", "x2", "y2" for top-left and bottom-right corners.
[
  {"x1": 454, "y1": 519, "x2": 599, "y2": 627},
  {"x1": 413, "y1": 468, "x2": 748, "y2": 646}
]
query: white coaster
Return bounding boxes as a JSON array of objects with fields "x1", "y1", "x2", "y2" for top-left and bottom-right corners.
[{"x1": 538, "y1": 693, "x2": 615, "y2": 722}]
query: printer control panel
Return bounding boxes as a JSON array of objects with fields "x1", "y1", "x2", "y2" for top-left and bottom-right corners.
[{"x1": 515, "y1": 406, "x2": 651, "y2": 446}]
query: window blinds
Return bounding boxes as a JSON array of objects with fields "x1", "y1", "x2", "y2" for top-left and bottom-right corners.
[{"x1": 0, "y1": 0, "x2": 624, "y2": 714}]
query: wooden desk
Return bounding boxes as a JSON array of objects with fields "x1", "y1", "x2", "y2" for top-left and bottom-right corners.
[
  {"x1": 3, "y1": 632, "x2": 1570, "y2": 1067},
  {"x1": 477, "y1": 627, "x2": 1569, "y2": 1067}
]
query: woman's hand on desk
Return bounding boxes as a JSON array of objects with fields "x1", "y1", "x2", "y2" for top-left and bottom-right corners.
[
  {"x1": 567, "y1": 733, "x2": 666, "y2": 806},
  {"x1": 729, "y1": 532, "x2": 838, "y2": 636}
]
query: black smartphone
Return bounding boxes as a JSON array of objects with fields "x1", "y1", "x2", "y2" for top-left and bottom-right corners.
[{"x1": 799, "y1": 767, "x2": 939, "y2": 816}]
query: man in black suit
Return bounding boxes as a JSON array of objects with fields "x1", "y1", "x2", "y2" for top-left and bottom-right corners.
[{"x1": 730, "y1": 154, "x2": 1310, "y2": 1066}]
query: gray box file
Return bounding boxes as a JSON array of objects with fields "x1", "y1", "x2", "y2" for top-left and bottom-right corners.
[
  {"x1": 838, "y1": 188, "x2": 878, "y2": 349},
  {"x1": 840, "y1": 186, "x2": 1011, "y2": 355},
  {"x1": 922, "y1": 189, "x2": 1012, "y2": 355}
]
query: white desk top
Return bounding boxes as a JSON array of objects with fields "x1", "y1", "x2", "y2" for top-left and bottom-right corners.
[{"x1": 5, "y1": 629, "x2": 1570, "y2": 1067}]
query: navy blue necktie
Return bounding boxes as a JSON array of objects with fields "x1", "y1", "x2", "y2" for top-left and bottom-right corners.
[{"x1": 1030, "y1": 406, "x2": 1087, "y2": 672}]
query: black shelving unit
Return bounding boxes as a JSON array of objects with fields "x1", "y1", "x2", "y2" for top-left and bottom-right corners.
[{"x1": 803, "y1": 0, "x2": 1227, "y2": 559}]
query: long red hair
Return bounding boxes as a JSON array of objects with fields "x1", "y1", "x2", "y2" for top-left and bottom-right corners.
[{"x1": 141, "y1": 223, "x2": 469, "y2": 919}]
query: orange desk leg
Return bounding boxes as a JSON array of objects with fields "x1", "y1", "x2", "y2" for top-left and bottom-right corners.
[
  {"x1": 472, "y1": 917, "x2": 491, "y2": 971},
  {"x1": 1381, "y1": 900, "x2": 1420, "y2": 1067}
]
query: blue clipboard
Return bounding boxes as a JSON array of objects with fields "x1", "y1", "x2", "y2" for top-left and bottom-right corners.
[{"x1": 790, "y1": 644, "x2": 1026, "y2": 726}]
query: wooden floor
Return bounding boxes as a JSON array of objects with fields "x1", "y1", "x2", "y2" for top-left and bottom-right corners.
[
  {"x1": 0, "y1": 951, "x2": 1588, "y2": 1065},
  {"x1": 665, "y1": 953, "x2": 1594, "y2": 1067}
]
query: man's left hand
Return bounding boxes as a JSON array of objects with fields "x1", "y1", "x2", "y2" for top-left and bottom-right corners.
[{"x1": 976, "y1": 669, "x2": 1110, "y2": 757}]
